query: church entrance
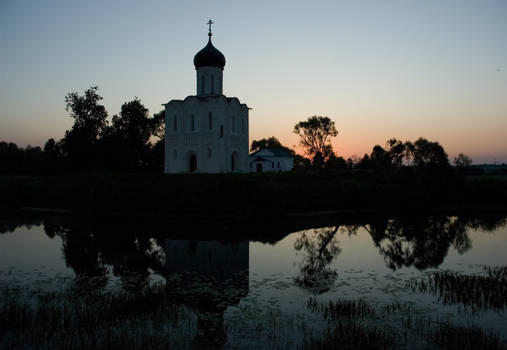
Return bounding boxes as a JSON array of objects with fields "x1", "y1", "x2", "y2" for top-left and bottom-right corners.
[
  {"x1": 256, "y1": 163, "x2": 262, "y2": 173},
  {"x1": 189, "y1": 154, "x2": 197, "y2": 172}
]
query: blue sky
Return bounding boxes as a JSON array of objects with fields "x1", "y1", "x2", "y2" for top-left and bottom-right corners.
[{"x1": 1, "y1": 0, "x2": 506, "y2": 162}]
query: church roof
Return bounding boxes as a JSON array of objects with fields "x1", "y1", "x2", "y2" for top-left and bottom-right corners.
[
  {"x1": 193, "y1": 37, "x2": 226, "y2": 69},
  {"x1": 250, "y1": 148, "x2": 293, "y2": 158}
]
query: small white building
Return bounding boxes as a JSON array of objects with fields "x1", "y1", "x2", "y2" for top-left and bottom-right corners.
[
  {"x1": 163, "y1": 22, "x2": 249, "y2": 173},
  {"x1": 249, "y1": 148, "x2": 294, "y2": 173}
]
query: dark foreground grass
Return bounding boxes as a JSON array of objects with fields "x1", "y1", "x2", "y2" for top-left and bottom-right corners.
[
  {"x1": 305, "y1": 297, "x2": 507, "y2": 350},
  {"x1": 433, "y1": 324, "x2": 506, "y2": 350},
  {"x1": 2, "y1": 284, "x2": 506, "y2": 350},
  {"x1": 408, "y1": 266, "x2": 507, "y2": 312},
  {"x1": 1, "y1": 171, "x2": 507, "y2": 215},
  {"x1": 0, "y1": 285, "x2": 188, "y2": 350}
]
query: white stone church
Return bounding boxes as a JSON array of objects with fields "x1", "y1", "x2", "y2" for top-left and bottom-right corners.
[{"x1": 163, "y1": 22, "x2": 249, "y2": 173}]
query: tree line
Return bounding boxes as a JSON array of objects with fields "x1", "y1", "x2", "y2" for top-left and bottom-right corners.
[
  {"x1": 253, "y1": 115, "x2": 474, "y2": 173},
  {"x1": 1, "y1": 88, "x2": 474, "y2": 175},
  {"x1": 1, "y1": 86, "x2": 165, "y2": 174}
]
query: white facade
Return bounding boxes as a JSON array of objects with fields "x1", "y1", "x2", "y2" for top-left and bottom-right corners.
[
  {"x1": 164, "y1": 31, "x2": 249, "y2": 174},
  {"x1": 164, "y1": 95, "x2": 249, "y2": 173},
  {"x1": 249, "y1": 148, "x2": 294, "y2": 173}
]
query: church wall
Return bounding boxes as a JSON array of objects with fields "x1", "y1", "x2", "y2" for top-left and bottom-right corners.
[
  {"x1": 164, "y1": 96, "x2": 249, "y2": 174},
  {"x1": 249, "y1": 156, "x2": 294, "y2": 172}
]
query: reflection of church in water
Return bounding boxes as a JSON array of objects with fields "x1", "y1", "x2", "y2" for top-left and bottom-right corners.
[{"x1": 164, "y1": 239, "x2": 249, "y2": 348}]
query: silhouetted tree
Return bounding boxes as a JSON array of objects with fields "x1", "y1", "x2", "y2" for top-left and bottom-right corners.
[
  {"x1": 356, "y1": 154, "x2": 371, "y2": 169},
  {"x1": 0, "y1": 142, "x2": 44, "y2": 174},
  {"x1": 370, "y1": 145, "x2": 391, "y2": 169},
  {"x1": 151, "y1": 110, "x2": 165, "y2": 139},
  {"x1": 454, "y1": 153, "x2": 472, "y2": 167},
  {"x1": 312, "y1": 151, "x2": 325, "y2": 169},
  {"x1": 250, "y1": 136, "x2": 282, "y2": 152},
  {"x1": 250, "y1": 136, "x2": 295, "y2": 155},
  {"x1": 104, "y1": 98, "x2": 155, "y2": 169},
  {"x1": 62, "y1": 86, "x2": 108, "y2": 169},
  {"x1": 385, "y1": 138, "x2": 407, "y2": 167},
  {"x1": 293, "y1": 154, "x2": 312, "y2": 169},
  {"x1": 293, "y1": 116, "x2": 338, "y2": 163},
  {"x1": 410, "y1": 137, "x2": 450, "y2": 170},
  {"x1": 43, "y1": 138, "x2": 63, "y2": 172},
  {"x1": 325, "y1": 152, "x2": 347, "y2": 170}
]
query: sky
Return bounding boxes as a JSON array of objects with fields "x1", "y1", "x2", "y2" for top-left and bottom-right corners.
[{"x1": 1, "y1": 0, "x2": 506, "y2": 163}]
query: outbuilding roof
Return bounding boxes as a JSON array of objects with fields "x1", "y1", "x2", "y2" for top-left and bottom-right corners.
[{"x1": 249, "y1": 147, "x2": 293, "y2": 158}]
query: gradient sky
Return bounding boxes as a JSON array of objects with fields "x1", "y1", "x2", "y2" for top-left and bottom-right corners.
[{"x1": 1, "y1": 0, "x2": 506, "y2": 163}]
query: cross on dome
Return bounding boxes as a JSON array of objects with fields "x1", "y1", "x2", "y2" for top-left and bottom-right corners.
[{"x1": 207, "y1": 19, "x2": 214, "y2": 36}]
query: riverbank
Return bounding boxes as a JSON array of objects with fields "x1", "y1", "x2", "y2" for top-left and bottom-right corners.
[{"x1": 1, "y1": 171, "x2": 507, "y2": 215}]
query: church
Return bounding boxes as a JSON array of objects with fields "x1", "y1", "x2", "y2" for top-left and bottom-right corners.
[{"x1": 164, "y1": 21, "x2": 250, "y2": 173}]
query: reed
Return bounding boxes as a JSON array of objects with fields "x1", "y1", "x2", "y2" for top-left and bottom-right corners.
[
  {"x1": 408, "y1": 266, "x2": 507, "y2": 311},
  {"x1": 0, "y1": 284, "x2": 191, "y2": 350}
]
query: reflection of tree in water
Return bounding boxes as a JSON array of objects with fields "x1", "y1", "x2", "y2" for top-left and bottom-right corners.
[
  {"x1": 292, "y1": 214, "x2": 507, "y2": 285},
  {"x1": 365, "y1": 215, "x2": 506, "y2": 270},
  {"x1": 42, "y1": 220, "x2": 165, "y2": 293},
  {"x1": 38, "y1": 219, "x2": 250, "y2": 350},
  {"x1": 295, "y1": 226, "x2": 352, "y2": 289}
]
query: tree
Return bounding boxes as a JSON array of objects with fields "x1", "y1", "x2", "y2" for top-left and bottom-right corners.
[
  {"x1": 43, "y1": 138, "x2": 63, "y2": 172},
  {"x1": 411, "y1": 137, "x2": 450, "y2": 170},
  {"x1": 106, "y1": 98, "x2": 155, "y2": 169},
  {"x1": 385, "y1": 138, "x2": 406, "y2": 167},
  {"x1": 62, "y1": 86, "x2": 108, "y2": 168},
  {"x1": 325, "y1": 152, "x2": 347, "y2": 170},
  {"x1": 311, "y1": 151, "x2": 325, "y2": 169},
  {"x1": 250, "y1": 136, "x2": 295, "y2": 155},
  {"x1": 250, "y1": 136, "x2": 282, "y2": 152},
  {"x1": 64, "y1": 86, "x2": 108, "y2": 141},
  {"x1": 293, "y1": 154, "x2": 312, "y2": 169},
  {"x1": 151, "y1": 110, "x2": 165, "y2": 140},
  {"x1": 370, "y1": 145, "x2": 391, "y2": 169},
  {"x1": 293, "y1": 116, "x2": 338, "y2": 157},
  {"x1": 454, "y1": 153, "x2": 472, "y2": 167}
]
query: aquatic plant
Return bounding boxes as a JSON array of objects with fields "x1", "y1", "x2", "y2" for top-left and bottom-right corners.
[
  {"x1": 433, "y1": 324, "x2": 506, "y2": 350},
  {"x1": 307, "y1": 297, "x2": 376, "y2": 319},
  {"x1": 0, "y1": 284, "x2": 194, "y2": 350},
  {"x1": 408, "y1": 266, "x2": 507, "y2": 312},
  {"x1": 304, "y1": 320, "x2": 395, "y2": 350}
]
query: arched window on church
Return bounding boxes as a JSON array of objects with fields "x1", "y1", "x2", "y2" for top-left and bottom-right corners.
[
  {"x1": 201, "y1": 75, "x2": 205, "y2": 94},
  {"x1": 173, "y1": 115, "x2": 177, "y2": 132},
  {"x1": 208, "y1": 112, "x2": 213, "y2": 130},
  {"x1": 220, "y1": 125, "x2": 224, "y2": 138},
  {"x1": 207, "y1": 148, "x2": 212, "y2": 159},
  {"x1": 190, "y1": 114, "x2": 195, "y2": 131},
  {"x1": 211, "y1": 75, "x2": 214, "y2": 93},
  {"x1": 173, "y1": 149, "x2": 177, "y2": 160}
]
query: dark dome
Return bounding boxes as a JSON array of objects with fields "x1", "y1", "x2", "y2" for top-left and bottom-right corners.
[{"x1": 193, "y1": 38, "x2": 226, "y2": 69}]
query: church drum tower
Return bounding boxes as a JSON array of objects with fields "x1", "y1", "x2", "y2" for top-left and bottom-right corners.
[{"x1": 163, "y1": 21, "x2": 249, "y2": 173}]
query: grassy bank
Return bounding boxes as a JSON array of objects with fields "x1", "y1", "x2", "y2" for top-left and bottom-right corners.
[{"x1": 1, "y1": 171, "x2": 507, "y2": 215}]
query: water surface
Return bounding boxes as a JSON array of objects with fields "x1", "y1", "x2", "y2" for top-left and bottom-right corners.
[{"x1": 1, "y1": 212, "x2": 506, "y2": 349}]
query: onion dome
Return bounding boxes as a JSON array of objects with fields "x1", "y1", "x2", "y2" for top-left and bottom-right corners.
[{"x1": 193, "y1": 27, "x2": 226, "y2": 69}]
